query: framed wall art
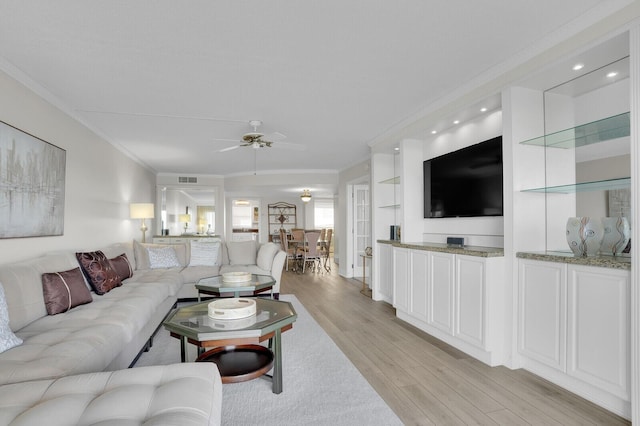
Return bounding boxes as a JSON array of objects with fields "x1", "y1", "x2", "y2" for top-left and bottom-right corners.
[{"x1": 0, "y1": 121, "x2": 66, "y2": 238}]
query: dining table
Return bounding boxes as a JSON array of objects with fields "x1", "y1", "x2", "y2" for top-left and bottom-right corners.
[{"x1": 288, "y1": 238, "x2": 329, "y2": 273}]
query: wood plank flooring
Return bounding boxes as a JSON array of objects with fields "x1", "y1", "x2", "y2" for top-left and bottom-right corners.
[{"x1": 280, "y1": 263, "x2": 630, "y2": 425}]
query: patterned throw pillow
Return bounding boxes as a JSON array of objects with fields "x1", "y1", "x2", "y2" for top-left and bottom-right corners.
[
  {"x1": 0, "y1": 283, "x2": 22, "y2": 353},
  {"x1": 76, "y1": 250, "x2": 122, "y2": 295},
  {"x1": 189, "y1": 241, "x2": 221, "y2": 267},
  {"x1": 147, "y1": 246, "x2": 181, "y2": 269},
  {"x1": 41, "y1": 267, "x2": 93, "y2": 315},
  {"x1": 109, "y1": 253, "x2": 133, "y2": 281}
]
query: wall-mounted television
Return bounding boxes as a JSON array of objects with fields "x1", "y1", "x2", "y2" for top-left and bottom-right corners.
[{"x1": 424, "y1": 136, "x2": 503, "y2": 218}]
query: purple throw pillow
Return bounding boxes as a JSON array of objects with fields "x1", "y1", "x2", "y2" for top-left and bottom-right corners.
[
  {"x1": 42, "y1": 267, "x2": 93, "y2": 315},
  {"x1": 76, "y1": 250, "x2": 122, "y2": 295}
]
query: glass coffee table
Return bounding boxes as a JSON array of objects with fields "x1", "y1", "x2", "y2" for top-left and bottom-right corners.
[
  {"x1": 196, "y1": 274, "x2": 275, "y2": 300},
  {"x1": 163, "y1": 297, "x2": 297, "y2": 394}
]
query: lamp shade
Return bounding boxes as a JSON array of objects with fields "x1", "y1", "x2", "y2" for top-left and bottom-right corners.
[
  {"x1": 179, "y1": 214, "x2": 191, "y2": 223},
  {"x1": 130, "y1": 203, "x2": 154, "y2": 219}
]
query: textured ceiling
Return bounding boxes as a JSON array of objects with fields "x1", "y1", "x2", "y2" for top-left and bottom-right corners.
[{"x1": 0, "y1": 0, "x2": 621, "y2": 186}]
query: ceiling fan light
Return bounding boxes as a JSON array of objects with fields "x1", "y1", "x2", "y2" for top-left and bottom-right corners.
[{"x1": 300, "y1": 189, "x2": 312, "y2": 203}]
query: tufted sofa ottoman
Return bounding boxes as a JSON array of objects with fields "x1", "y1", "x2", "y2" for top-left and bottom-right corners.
[{"x1": 0, "y1": 363, "x2": 222, "y2": 425}]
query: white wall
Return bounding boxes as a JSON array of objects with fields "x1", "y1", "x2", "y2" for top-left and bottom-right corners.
[{"x1": 0, "y1": 70, "x2": 155, "y2": 264}]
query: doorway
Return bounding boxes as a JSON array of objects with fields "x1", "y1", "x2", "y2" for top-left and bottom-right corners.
[
  {"x1": 352, "y1": 184, "x2": 371, "y2": 280},
  {"x1": 231, "y1": 199, "x2": 259, "y2": 241}
]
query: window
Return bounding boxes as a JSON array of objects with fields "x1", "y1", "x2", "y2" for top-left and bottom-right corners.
[
  {"x1": 232, "y1": 204, "x2": 252, "y2": 227},
  {"x1": 314, "y1": 198, "x2": 334, "y2": 228}
]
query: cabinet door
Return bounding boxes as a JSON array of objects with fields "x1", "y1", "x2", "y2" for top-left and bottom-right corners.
[
  {"x1": 377, "y1": 244, "x2": 393, "y2": 303},
  {"x1": 428, "y1": 251, "x2": 455, "y2": 335},
  {"x1": 409, "y1": 250, "x2": 429, "y2": 323},
  {"x1": 567, "y1": 265, "x2": 629, "y2": 400},
  {"x1": 455, "y1": 255, "x2": 486, "y2": 349},
  {"x1": 518, "y1": 259, "x2": 566, "y2": 371},
  {"x1": 393, "y1": 247, "x2": 409, "y2": 313}
]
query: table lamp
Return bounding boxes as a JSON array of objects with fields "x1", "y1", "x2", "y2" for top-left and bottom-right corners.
[
  {"x1": 130, "y1": 203, "x2": 155, "y2": 243},
  {"x1": 179, "y1": 213, "x2": 191, "y2": 234}
]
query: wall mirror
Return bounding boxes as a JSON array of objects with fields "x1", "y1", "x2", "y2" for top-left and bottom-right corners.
[{"x1": 157, "y1": 186, "x2": 219, "y2": 236}]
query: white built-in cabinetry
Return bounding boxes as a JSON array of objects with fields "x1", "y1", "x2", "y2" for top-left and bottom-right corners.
[
  {"x1": 518, "y1": 258, "x2": 630, "y2": 418},
  {"x1": 377, "y1": 243, "x2": 394, "y2": 303},
  {"x1": 392, "y1": 246, "x2": 409, "y2": 313},
  {"x1": 428, "y1": 251, "x2": 455, "y2": 335},
  {"x1": 388, "y1": 242, "x2": 505, "y2": 366}
]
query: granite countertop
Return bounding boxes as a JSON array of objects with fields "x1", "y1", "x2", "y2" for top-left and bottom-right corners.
[
  {"x1": 516, "y1": 251, "x2": 631, "y2": 270},
  {"x1": 377, "y1": 240, "x2": 504, "y2": 258}
]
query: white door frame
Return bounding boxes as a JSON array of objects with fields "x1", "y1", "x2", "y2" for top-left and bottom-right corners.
[
  {"x1": 353, "y1": 184, "x2": 371, "y2": 280},
  {"x1": 345, "y1": 179, "x2": 370, "y2": 279}
]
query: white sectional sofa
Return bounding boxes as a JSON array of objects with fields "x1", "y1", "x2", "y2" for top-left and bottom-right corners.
[{"x1": 0, "y1": 239, "x2": 285, "y2": 425}]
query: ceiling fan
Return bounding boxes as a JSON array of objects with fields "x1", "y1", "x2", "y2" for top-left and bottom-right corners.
[{"x1": 216, "y1": 120, "x2": 304, "y2": 152}]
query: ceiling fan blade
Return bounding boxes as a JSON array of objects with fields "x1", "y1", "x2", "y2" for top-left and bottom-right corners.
[
  {"x1": 268, "y1": 141, "x2": 306, "y2": 151},
  {"x1": 211, "y1": 138, "x2": 241, "y2": 143},
  {"x1": 262, "y1": 131, "x2": 287, "y2": 142},
  {"x1": 218, "y1": 145, "x2": 240, "y2": 153}
]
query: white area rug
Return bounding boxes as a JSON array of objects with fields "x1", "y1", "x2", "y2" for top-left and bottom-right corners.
[{"x1": 134, "y1": 295, "x2": 402, "y2": 425}]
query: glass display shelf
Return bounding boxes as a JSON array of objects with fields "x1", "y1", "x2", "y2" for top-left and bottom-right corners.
[
  {"x1": 379, "y1": 204, "x2": 400, "y2": 209},
  {"x1": 520, "y1": 112, "x2": 630, "y2": 149},
  {"x1": 521, "y1": 177, "x2": 630, "y2": 194},
  {"x1": 379, "y1": 176, "x2": 400, "y2": 184}
]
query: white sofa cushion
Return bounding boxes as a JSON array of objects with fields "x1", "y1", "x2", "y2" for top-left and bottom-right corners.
[
  {"x1": 0, "y1": 280, "x2": 172, "y2": 386},
  {"x1": 0, "y1": 363, "x2": 222, "y2": 426},
  {"x1": 189, "y1": 241, "x2": 221, "y2": 267},
  {"x1": 226, "y1": 240, "x2": 257, "y2": 265},
  {"x1": 0, "y1": 252, "x2": 79, "y2": 332},
  {"x1": 147, "y1": 246, "x2": 182, "y2": 269},
  {"x1": 256, "y1": 242, "x2": 280, "y2": 270},
  {"x1": 0, "y1": 284, "x2": 22, "y2": 354},
  {"x1": 133, "y1": 241, "x2": 187, "y2": 270}
]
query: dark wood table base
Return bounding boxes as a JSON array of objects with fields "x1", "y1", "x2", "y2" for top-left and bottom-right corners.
[{"x1": 197, "y1": 344, "x2": 274, "y2": 384}]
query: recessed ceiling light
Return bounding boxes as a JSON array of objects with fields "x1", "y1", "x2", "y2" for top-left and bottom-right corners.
[
  {"x1": 394, "y1": 147, "x2": 399, "y2": 151},
  {"x1": 453, "y1": 120, "x2": 460, "y2": 125},
  {"x1": 573, "y1": 63, "x2": 584, "y2": 71},
  {"x1": 431, "y1": 130, "x2": 437, "y2": 134},
  {"x1": 607, "y1": 71, "x2": 618, "y2": 78},
  {"x1": 480, "y1": 107, "x2": 487, "y2": 112}
]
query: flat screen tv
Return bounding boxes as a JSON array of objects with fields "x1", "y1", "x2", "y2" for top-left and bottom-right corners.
[{"x1": 424, "y1": 136, "x2": 503, "y2": 218}]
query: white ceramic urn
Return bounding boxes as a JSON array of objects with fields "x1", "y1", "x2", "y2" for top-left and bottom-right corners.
[
  {"x1": 600, "y1": 216, "x2": 630, "y2": 256},
  {"x1": 566, "y1": 217, "x2": 604, "y2": 257}
]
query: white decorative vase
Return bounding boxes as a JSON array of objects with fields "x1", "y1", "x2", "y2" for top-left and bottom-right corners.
[
  {"x1": 600, "y1": 217, "x2": 630, "y2": 256},
  {"x1": 566, "y1": 217, "x2": 604, "y2": 257}
]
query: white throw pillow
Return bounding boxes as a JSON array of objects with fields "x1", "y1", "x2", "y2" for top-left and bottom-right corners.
[
  {"x1": 0, "y1": 283, "x2": 22, "y2": 353},
  {"x1": 227, "y1": 240, "x2": 257, "y2": 265},
  {"x1": 256, "y1": 243, "x2": 279, "y2": 270},
  {"x1": 147, "y1": 246, "x2": 181, "y2": 269},
  {"x1": 189, "y1": 241, "x2": 221, "y2": 267}
]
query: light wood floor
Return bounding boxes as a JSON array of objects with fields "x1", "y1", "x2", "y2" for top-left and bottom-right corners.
[{"x1": 280, "y1": 261, "x2": 630, "y2": 426}]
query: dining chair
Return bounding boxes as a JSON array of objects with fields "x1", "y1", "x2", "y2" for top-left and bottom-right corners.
[
  {"x1": 322, "y1": 228, "x2": 333, "y2": 272},
  {"x1": 291, "y1": 229, "x2": 306, "y2": 257},
  {"x1": 280, "y1": 229, "x2": 298, "y2": 271},
  {"x1": 301, "y1": 230, "x2": 322, "y2": 273}
]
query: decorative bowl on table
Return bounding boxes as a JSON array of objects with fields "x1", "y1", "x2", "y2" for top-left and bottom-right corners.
[
  {"x1": 208, "y1": 298, "x2": 257, "y2": 319},
  {"x1": 222, "y1": 271, "x2": 252, "y2": 283}
]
